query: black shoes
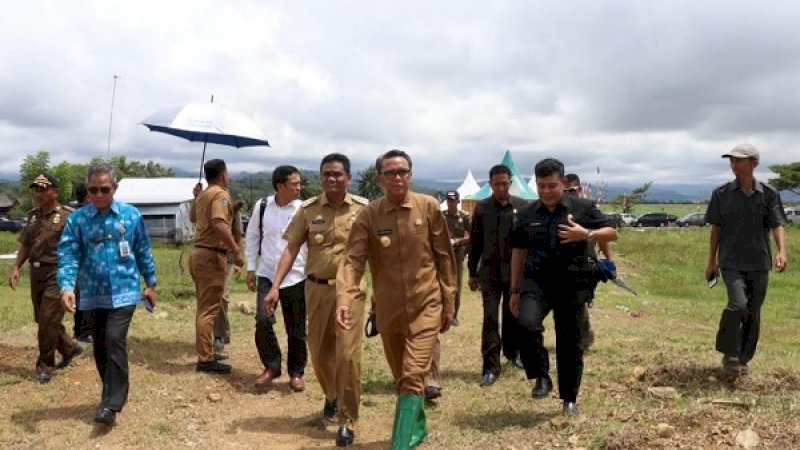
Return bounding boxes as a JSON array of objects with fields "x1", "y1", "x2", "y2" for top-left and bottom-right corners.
[
  {"x1": 323, "y1": 399, "x2": 338, "y2": 423},
  {"x1": 531, "y1": 377, "x2": 552, "y2": 399},
  {"x1": 562, "y1": 401, "x2": 579, "y2": 417},
  {"x1": 94, "y1": 407, "x2": 116, "y2": 425},
  {"x1": 335, "y1": 426, "x2": 355, "y2": 447},
  {"x1": 213, "y1": 353, "x2": 229, "y2": 361},
  {"x1": 451, "y1": 317, "x2": 460, "y2": 326},
  {"x1": 424, "y1": 386, "x2": 442, "y2": 401},
  {"x1": 480, "y1": 372, "x2": 497, "y2": 387},
  {"x1": 196, "y1": 360, "x2": 232, "y2": 374},
  {"x1": 510, "y1": 357, "x2": 524, "y2": 370},
  {"x1": 56, "y1": 343, "x2": 84, "y2": 369},
  {"x1": 35, "y1": 371, "x2": 51, "y2": 384}
]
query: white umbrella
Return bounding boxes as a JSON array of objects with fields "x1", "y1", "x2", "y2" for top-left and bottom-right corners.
[{"x1": 141, "y1": 98, "x2": 270, "y2": 180}]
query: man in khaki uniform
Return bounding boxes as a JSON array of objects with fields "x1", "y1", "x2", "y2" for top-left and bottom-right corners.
[
  {"x1": 337, "y1": 150, "x2": 456, "y2": 450},
  {"x1": 190, "y1": 159, "x2": 244, "y2": 374},
  {"x1": 265, "y1": 153, "x2": 368, "y2": 447},
  {"x1": 8, "y1": 173, "x2": 81, "y2": 383}
]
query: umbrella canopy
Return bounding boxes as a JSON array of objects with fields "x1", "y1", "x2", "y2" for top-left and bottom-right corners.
[{"x1": 141, "y1": 101, "x2": 270, "y2": 180}]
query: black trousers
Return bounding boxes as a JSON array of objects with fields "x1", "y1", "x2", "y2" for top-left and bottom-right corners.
[
  {"x1": 716, "y1": 269, "x2": 769, "y2": 364},
  {"x1": 255, "y1": 277, "x2": 307, "y2": 377},
  {"x1": 73, "y1": 286, "x2": 94, "y2": 340},
  {"x1": 481, "y1": 279, "x2": 522, "y2": 375},
  {"x1": 92, "y1": 305, "x2": 136, "y2": 412},
  {"x1": 518, "y1": 283, "x2": 585, "y2": 403}
]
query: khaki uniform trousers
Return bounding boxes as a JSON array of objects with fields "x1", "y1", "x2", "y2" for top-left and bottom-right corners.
[
  {"x1": 306, "y1": 281, "x2": 365, "y2": 428},
  {"x1": 381, "y1": 326, "x2": 439, "y2": 396},
  {"x1": 423, "y1": 337, "x2": 442, "y2": 389},
  {"x1": 30, "y1": 265, "x2": 72, "y2": 371},
  {"x1": 189, "y1": 248, "x2": 227, "y2": 362}
]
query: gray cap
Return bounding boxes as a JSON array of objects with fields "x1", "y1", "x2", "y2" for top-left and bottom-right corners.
[{"x1": 721, "y1": 143, "x2": 760, "y2": 160}]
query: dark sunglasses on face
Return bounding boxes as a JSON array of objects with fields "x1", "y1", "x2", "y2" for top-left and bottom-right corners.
[
  {"x1": 381, "y1": 169, "x2": 411, "y2": 179},
  {"x1": 88, "y1": 186, "x2": 113, "y2": 195},
  {"x1": 565, "y1": 186, "x2": 581, "y2": 192}
]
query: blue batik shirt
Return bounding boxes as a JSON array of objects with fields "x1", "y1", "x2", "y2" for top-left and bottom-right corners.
[{"x1": 57, "y1": 200, "x2": 157, "y2": 310}]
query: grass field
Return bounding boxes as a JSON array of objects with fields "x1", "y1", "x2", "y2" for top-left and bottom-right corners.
[{"x1": 0, "y1": 227, "x2": 798, "y2": 449}]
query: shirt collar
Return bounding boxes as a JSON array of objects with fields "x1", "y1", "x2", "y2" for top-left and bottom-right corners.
[
  {"x1": 319, "y1": 192, "x2": 354, "y2": 207},
  {"x1": 380, "y1": 192, "x2": 413, "y2": 213},
  {"x1": 267, "y1": 195, "x2": 300, "y2": 209},
  {"x1": 534, "y1": 195, "x2": 570, "y2": 214},
  {"x1": 87, "y1": 200, "x2": 120, "y2": 217},
  {"x1": 730, "y1": 179, "x2": 763, "y2": 193}
]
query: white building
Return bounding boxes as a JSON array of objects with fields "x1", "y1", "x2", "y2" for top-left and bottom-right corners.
[{"x1": 115, "y1": 178, "x2": 205, "y2": 244}]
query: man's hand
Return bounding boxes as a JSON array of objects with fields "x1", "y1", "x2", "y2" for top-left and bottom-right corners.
[
  {"x1": 776, "y1": 252, "x2": 788, "y2": 272},
  {"x1": 233, "y1": 265, "x2": 242, "y2": 279},
  {"x1": 509, "y1": 293, "x2": 521, "y2": 318},
  {"x1": 233, "y1": 251, "x2": 245, "y2": 268},
  {"x1": 705, "y1": 262, "x2": 719, "y2": 282},
  {"x1": 246, "y1": 271, "x2": 257, "y2": 291},
  {"x1": 262, "y1": 288, "x2": 279, "y2": 316},
  {"x1": 558, "y1": 215, "x2": 589, "y2": 244},
  {"x1": 143, "y1": 286, "x2": 157, "y2": 308},
  {"x1": 192, "y1": 183, "x2": 202, "y2": 198},
  {"x1": 336, "y1": 305, "x2": 352, "y2": 330},
  {"x1": 440, "y1": 312, "x2": 454, "y2": 333},
  {"x1": 61, "y1": 291, "x2": 76, "y2": 313},
  {"x1": 8, "y1": 266, "x2": 20, "y2": 290},
  {"x1": 468, "y1": 277, "x2": 479, "y2": 292}
]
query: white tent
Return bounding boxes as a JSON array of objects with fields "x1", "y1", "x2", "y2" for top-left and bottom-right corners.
[
  {"x1": 440, "y1": 170, "x2": 482, "y2": 210},
  {"x1": 116, "y1": 178, "x2": 205, "y2": 243}
]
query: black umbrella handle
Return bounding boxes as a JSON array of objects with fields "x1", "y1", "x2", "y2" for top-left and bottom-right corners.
[{"x1": 198, "y1": 137, "x2": 207, "y2": 183}]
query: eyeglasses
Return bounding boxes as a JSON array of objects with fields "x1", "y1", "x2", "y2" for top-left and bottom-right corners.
[
  {"x1": 381, "y1": 169, "x2": 411, "y2": 179},
  {"x1": 88, "y1": 186, "x2": 113, "y2": 195},
  {"x1": 565, "y1": 186, "x2": 581, "y2": 192}
]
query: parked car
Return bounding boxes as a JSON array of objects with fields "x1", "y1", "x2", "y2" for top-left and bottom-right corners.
[
  {"x1": 632, "y1": 212, "x2": 678, "y2": 227},
  {"x1": 0, "y1": 217, "x2": 25, "y2": 232},
  {"x1": 620, "y1": 213, "x2": 637, "y2": 226},
  {"x1": 676, "y1": 212, "x2": 707, "y2": 227},
  {"x1": 784, "y1": 207, "x2": 800, "y2": 224}
]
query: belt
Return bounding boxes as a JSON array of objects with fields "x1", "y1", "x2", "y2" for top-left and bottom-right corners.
[
  {"x1": 307, "y1": 274, "x2": 336, "y2": 286},
  {"x1": 30, "y1": 261, "x2": 56, "y2": 268},
  {"x1": 195, "y1": 244, "x2": 227, "y2": 254}
]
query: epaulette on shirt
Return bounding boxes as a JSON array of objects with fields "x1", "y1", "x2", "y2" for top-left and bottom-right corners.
[
  {"x1": 351, "y1": 195, "x2": 369, "y2": 205},
  {"x1": 58, "y1": 205, "x2": 75, "y2": 212},
  {"x1": 302, "y1": 196, "x2": 320, "y2": 208}
]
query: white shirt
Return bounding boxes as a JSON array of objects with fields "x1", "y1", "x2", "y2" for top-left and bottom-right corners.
[{"x1": 245, "y1": 195, "x2": 307, "y2": 288}]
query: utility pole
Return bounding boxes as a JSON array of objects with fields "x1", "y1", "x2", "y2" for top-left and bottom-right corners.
[{"x1": 106, "y1": 74, "x2": 119, "y2": 159}]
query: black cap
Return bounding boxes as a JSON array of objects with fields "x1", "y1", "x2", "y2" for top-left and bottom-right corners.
[
  {"x1": 446, "y1": 190, "x2": 459, "y2": 201},
  {"x1": 29, "y1": 173, "x2": 59, "y2": 189}
]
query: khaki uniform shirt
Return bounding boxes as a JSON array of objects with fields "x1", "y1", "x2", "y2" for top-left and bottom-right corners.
[
  {"x1": 194, "y1": 185, "x2": 232, "y2": 249},
  {"x1": 20, "y1": 204, "x2": 72, "y2": 265},
  {"x1": 337, "y1": 191, "x2": 457, "y2": 335},
  {"x1": 283, "y1": 192, "x2": 369, "y2": 280},
  {"x1": 444, "y1": 209, "x2": 470, "y2": 260}
]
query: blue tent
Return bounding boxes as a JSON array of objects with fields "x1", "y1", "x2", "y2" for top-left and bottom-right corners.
[{"x1": 472, "y1": 150, "x2": 538, "y2": 200}]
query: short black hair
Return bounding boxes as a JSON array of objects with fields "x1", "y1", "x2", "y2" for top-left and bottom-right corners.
[
  {"x1": 565, "y1": 173, "x2": 581, "y2": 185},
  {"x1": 73, "y1": 182, "x2": 88, "y2": 204},
  {"x1": 489, "y1": 164, "x2": 511, "y2": 180},
  {"x1": 272, "y1": 165, "x2": 300, "y2": 190},
  {"x1": 320, "y1": 153, "x2": 351, "y2": 175},
  {"x1": 204, "y1": 159, "x2": 227, "y2": 183},
  {"x1": 376, "y1": 149, "x2": 412, "y2": 173},
  {"x1": 534, "y1": 158, "x2": 565, "y2": 179}
]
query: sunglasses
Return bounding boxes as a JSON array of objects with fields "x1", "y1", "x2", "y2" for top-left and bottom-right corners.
[
  {"x1": 381, "y1": 169, "x2": 411, "y2": 179},
  {"x1": 88, "y1": 186, "x2": 113, "y2": 195},
  {"x1": 565, "y1": 186, "x2": 581, "y2": 192}
]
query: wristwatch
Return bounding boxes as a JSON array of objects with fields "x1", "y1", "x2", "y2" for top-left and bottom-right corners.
[{"x1": 511, "y1": 287, "x2": 521, "y2": 295}]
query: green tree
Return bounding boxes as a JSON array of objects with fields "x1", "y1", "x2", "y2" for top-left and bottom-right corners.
[
  {"x1": 357, "y1": 166, "x2": 383, "y2": 200},
  {"x1": 769, "y1": 162, "x2": 800, "y2": 196},
  {"x1": 612, "y1": 181, "x2": 653, "y2": 214}
]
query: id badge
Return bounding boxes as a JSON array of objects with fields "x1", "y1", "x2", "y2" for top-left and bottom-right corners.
[{"x1": 119, "y1": 240, "x2": 131, "y2": 257}]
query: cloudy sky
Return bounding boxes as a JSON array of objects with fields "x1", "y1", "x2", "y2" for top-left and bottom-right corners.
[{"x1": 1, "y1": 0, "x2": 798, "y2": 187}]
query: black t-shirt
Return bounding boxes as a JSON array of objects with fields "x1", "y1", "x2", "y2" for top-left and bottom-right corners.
[{"x1": 510, "y1": 195, "x2": 611, "y2": 288}]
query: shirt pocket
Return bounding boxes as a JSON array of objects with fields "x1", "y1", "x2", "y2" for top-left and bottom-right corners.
[{"x1": 309, "y1": 223, "x2": 333, "y2": 247}]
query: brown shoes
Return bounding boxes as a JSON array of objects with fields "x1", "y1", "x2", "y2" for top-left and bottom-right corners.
[
  {"x1": 254, "y1": 368, "x2": 280, "y2": 386},
  {"x1": 289, "y1": 376, "x2": 306, "y2": 392},
  {"x1": 722, "y1": 356, "x2": 744, "y2": 376}
]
